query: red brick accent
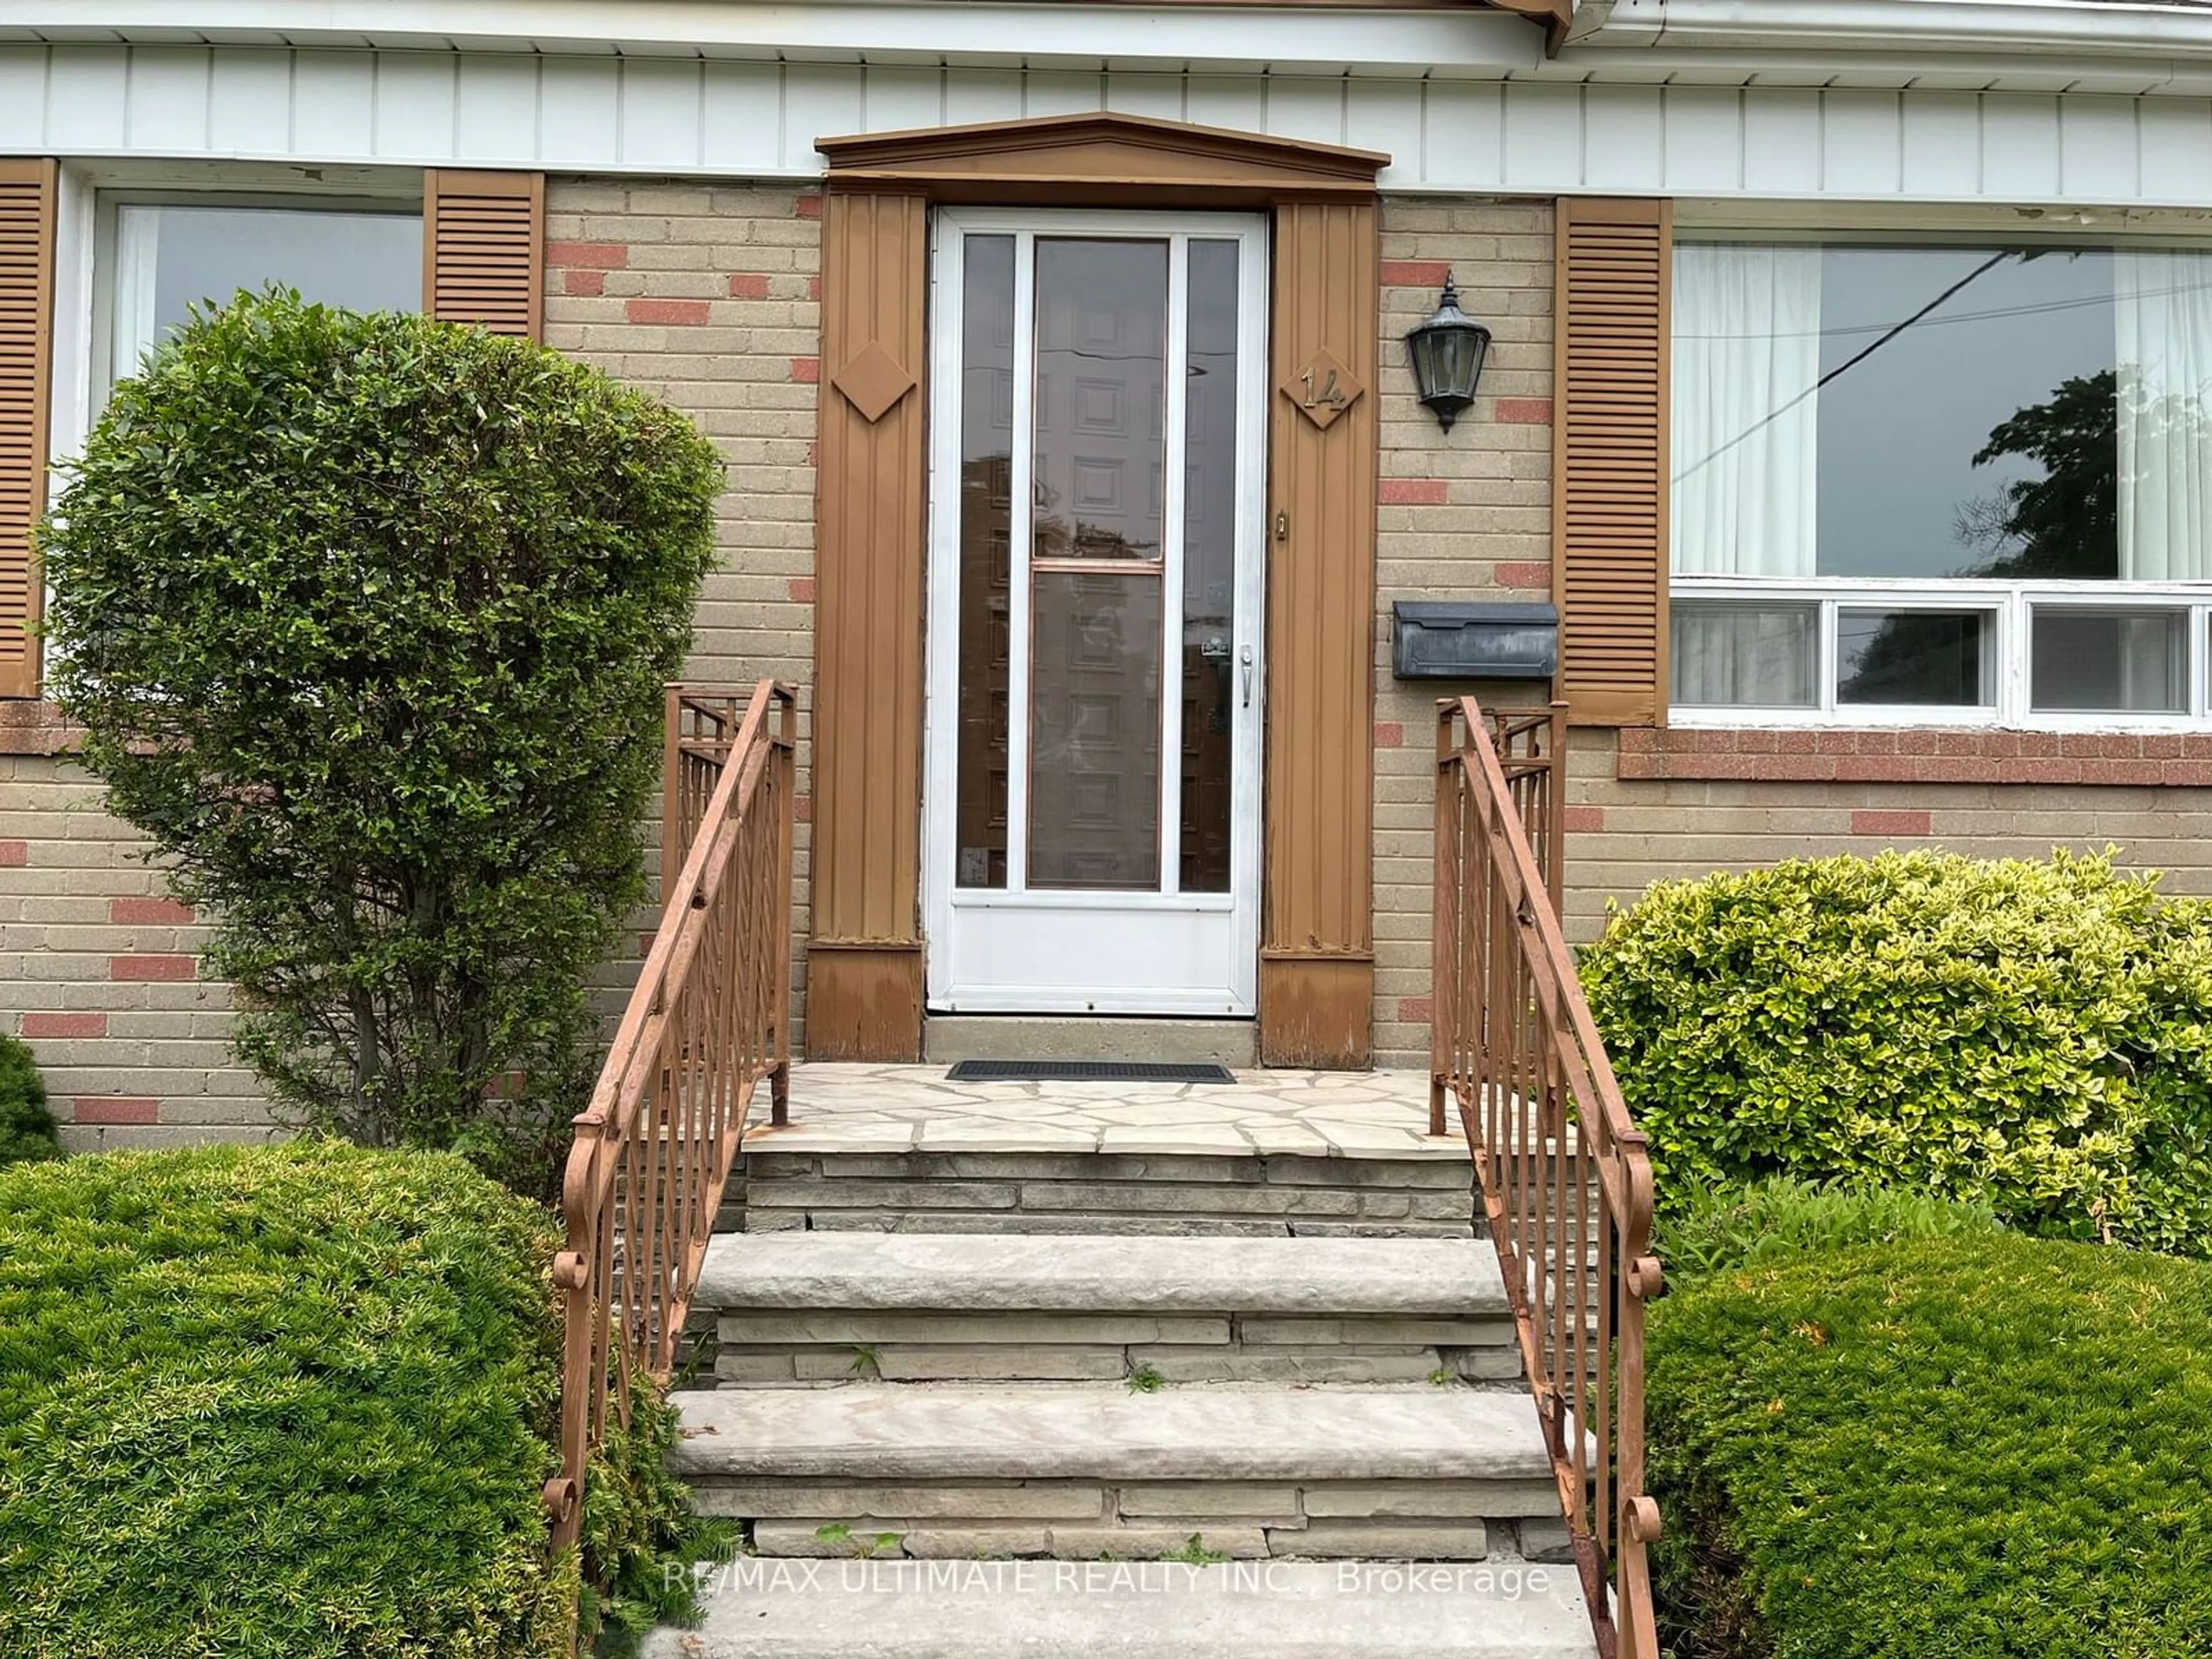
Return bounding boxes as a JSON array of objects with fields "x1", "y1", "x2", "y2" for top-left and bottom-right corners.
[
  {"x1": 808, "y1": 275, "x2": 824, "y2": 302},
  {"x1": 791, "y1": 357, "x2": 821, "y2": 384},
  {"x1": 564, "y1": 268, "x2": 606, "y2": 297},
  {"x1": 1494, "y1": 397, "x2": 1552, "y2": 425},
  {"x1": 546, "y1": 240, "x2": 628, "y2": 269},
  {"x1": 1562, "y1": 805, "x2": 1605, "y2": 832},
  {"x1": 73, "y1": 1097, "x2": 160, "y2": 1124},
  {"x1": 1493, "y1": 562, "x2": 1551, "y2": 591},
  {"x1": 1851, "y1": 809, "x2": 1933, "y2": 838},
  {"x1": 794, "y1": 794, "x2": 812, "y2": 824},
  {"x1": 795, "y1": 194, "x2": 824, "y2": 219},
  {"x1": 1380, "y1": 259, "x2": 1450, "y2": 289},
  {"x1": 0, "y1": 840, "x2": 24, "y2": 866},
  {"x1": 1373, "y1": 721, "x2": 1406, "y2": 748},
  {"x1": 22, "y1": 1012, "x2": 105, "y2": 1039},
  {"x1": 110, "y1": 896, "x2": 195, "y2": 926},
  {"x1": 1616, "y1": 726, "x2": 2212, "y2": 787},
  {"x1": 1395, "y1": 995, "x2": 1434, "y2": 1025},
  {"x1": 789, "y1": 577, "x2": 817, "y2": 603},
  {"x1": 111, "y1": 954, "x2": 195, "y2": 982},
  {"x1": 0, "y1": 700, "x2": 79, "y2": 756},
  {"x1": 626, "y1": 298, "x2": 713, "y2": 326},
  {"x1": 728, "y1": 272, "x2": 771, "y2": 300},
  {"x1": 1379, "y1": 478, "x2": 1449, "y2": 506},
  {"x1": 638, "y1": 932, "x2": 657, "y2": 959}
]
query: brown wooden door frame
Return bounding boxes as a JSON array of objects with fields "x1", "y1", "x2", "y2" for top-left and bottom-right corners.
[{"x1": 808, "y1": 114, "x2": 1386, "y2": 1066}]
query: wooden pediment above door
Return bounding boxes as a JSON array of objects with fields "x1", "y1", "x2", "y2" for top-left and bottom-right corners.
[{"x1": 816, "y1": 112, "x2": 1388, "y2": 204}]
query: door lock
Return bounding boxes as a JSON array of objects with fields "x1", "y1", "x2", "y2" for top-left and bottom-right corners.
[{"x1": 1240, "y1": 643, "x2": 1255, "y2": 707}]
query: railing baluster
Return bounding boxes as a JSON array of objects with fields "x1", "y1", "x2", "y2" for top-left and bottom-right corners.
[
  {"x1": 547, "y1": 680, "x2": 798, "y2": 1553},
  {"x1": 1433, "y1": 697, "x2": 1660, "y2": 1659}
]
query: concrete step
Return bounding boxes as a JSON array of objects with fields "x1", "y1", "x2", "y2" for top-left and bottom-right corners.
[
  {"x1": 668, "y1": 1384, "x2": 1567, "y2": 1562},
  {"x1": 698, "y1": 1232, "x2": 1520, "y2": 1387},
  {"x1": 643, "y1": 1558, "x2": 1597, "y2": 1658},
  {"x1": 733, "y1": 1147, "x2": 1475, "y2": 1238}
]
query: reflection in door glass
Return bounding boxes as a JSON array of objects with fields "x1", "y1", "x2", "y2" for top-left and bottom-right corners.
[
  {"x1": 1028, "y1": 240, "x2": 1169, "y2": 889},
  {"x1": 1180, "y1": 240, "x2": 1238, "y2": 892},
  {"x1": 1031, "y1": 240, "x2": 1168, "y2": 565},
  {"x1": 1029, "y1": 571, "x2": 1163, "y2": 889},
  {"x1": 953, "y1": 236, "x2": 1015, "y2": 888}
]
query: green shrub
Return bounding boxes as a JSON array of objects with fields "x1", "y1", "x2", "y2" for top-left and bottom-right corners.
[
  {"x1": 1657, "y1": 1176, "x2": 2003, "y2": 1283},
  {"x1": 0, "y1": 1143, "x2": 719, "y2": 1658},
  {"x1": 0, "y1": 1032, "x2": 60, "y2": 1166},
  {"x1": 39, "y1": 290, "x2": 724, "y2": 1198},
  {"x1": 1647, "y1": 1235, "x2": 2212, "y2": 1659},
  {"x1": 1580, "y1": 849, "x2": 2212, "y2": 1253}
]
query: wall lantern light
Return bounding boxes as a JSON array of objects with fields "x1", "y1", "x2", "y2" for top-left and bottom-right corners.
[{"x1": 1404, "y1": 274, "x2": 1493, "y2": 433}]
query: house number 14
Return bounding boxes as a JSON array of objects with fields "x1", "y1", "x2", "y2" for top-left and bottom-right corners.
[{"x1": 1301, "y1": 366, "x2": 1349, "y2": 410}]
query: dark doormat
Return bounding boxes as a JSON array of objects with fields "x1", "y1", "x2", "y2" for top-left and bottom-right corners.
[{"x1": 945, "y1": 1060, "x2": 1238, "y2": 1084}]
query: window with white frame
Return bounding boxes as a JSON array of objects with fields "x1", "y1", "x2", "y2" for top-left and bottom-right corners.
[
  {"x1": 1671, "y1": 238, "x2": 2212, "y2": 726},
  {"x1": 99, "y1": 198, "x2": 422, "y2": 395}
]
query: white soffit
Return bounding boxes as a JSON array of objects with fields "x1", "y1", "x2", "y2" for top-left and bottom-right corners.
[
  {"x1": 6, "y1": 41, "x2": 2212, "y2": 204},
  {"x1": 0, "y1": 1, "x2": 1546, "y2": 75}
]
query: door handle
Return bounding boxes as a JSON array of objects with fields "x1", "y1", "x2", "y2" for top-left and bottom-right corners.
[{"x1": 1240, "y1": 644, "x2": 1255, "y2": 708}]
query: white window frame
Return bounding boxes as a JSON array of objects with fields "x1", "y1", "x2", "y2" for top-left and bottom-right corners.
[
  {"x1": 1669, "y1": 223, "x2": 2212, "y2": 734},
  {"x1": 89, "y1": 185, "x2": 424, "y2": 406},
  {"x1": 1672, "y1": 578, "x2": 2212, "y2": 732}
]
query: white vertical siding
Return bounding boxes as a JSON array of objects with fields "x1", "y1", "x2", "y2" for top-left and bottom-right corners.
[{"x1": 5, "y1": 43, "x2": 2212, "y2": 209}]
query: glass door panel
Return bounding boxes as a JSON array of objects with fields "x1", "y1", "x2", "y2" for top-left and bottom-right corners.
[
  {"x1": 1028, "y1": 238, "x2": 1170, "y2": 890},
  {"x1": 953, "y1": 234, "x2": 1016, "y2": 889},
  {"x1": 1029, "y1": 570, "x2": 1162, "y2": 889},
  {"x1": 1179, "y1": 239, "x2": 1241, "y2": 893}
]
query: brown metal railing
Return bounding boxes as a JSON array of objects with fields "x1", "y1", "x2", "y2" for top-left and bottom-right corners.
[
  {"x1": 1430, "y1": 697, "x2": 1661, "y2": 1659},
  {"x1": 544, "y1": 680, "x2": 797, "y2": 1549}
]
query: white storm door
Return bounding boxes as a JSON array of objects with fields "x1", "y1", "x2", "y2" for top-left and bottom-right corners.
[{"x1": 922, "y1": 209, "x2": 1268, "y2": 1016}]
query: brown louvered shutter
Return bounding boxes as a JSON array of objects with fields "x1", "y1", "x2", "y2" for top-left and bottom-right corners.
[
  {"x1": 0, "y1": 158, "x2": 56, "y2": 701},
  {"x1": 1554, "y1": 196, "x2": 1672, "y2": 726},
  {"x1": 423, "y1": 169, "x2": 544, "y2": 341}
]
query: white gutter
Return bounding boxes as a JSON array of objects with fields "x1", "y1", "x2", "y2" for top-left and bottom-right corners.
[
  {"x1": 1581, "y1": 0, "x2": 2212, "y2": 58},
  {"x1": 0, "y1": 1, "x2": 1543, "y2": 73}
]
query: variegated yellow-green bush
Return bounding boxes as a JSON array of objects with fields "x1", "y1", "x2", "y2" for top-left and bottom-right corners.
[{"x1": 1580, "y1": 850, "x2": 2212, "y2": 1255}]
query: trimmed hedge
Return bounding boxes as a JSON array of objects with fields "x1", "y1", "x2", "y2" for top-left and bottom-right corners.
[
  {"x1": 1580, "y1": 850, "x2": 2212, "y2": 1255},
  {"x1": 0, "y1": 1032, "x2": 60, "y2": 1166},
  {"x1": 1647, "y1": 1235, "x2": 2212, "y2": 1659},
  {"x1": 0, "y1": 1142, "x2": 712, "y2": 1658}
]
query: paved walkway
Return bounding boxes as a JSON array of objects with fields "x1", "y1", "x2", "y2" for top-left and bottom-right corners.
[{"x1": 747, "y1": 1064, "x2": 1468, "y2": 1161}]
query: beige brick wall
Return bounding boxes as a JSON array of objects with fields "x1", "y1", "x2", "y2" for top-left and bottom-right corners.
[
  {"x1": 0, "y1": 757, "x2": 270, "y2": 1152},
  {"x1": 541, "y1": 177, "x2": 825, "y2": 1043},
  {"x1": 1562, "y1": 734, "x2": 2212, "y2": 945},
  {"x1": 1370, "y1": 198, "x2": 1556, "y2": 1067}
]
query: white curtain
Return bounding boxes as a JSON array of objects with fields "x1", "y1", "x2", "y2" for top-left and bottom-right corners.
[
  {"x1": 110, "y1": 206, "x2": 162, "y2": 385},
  {"x1": 1672, "y1": 606, "x2": 1817, "y2": 709},
  {"x1": 1669, "y1": 244, "x2": 1823, "y2": 706},
  {"x1": 1671, "y1": 243, "x2": 1823, "y2": 578},
  {"x1": 2117, "y1": 249, "x2": 2212, "y2": 582}
]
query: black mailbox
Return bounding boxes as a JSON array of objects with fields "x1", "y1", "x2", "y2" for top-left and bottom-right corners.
[{"x1": 1391, "y1": 601, "x2": 1558, "y2": 681}]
